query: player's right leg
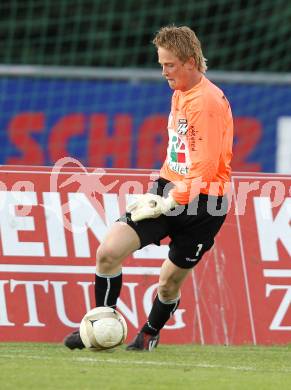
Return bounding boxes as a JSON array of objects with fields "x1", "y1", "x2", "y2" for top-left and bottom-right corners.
[
  {"x1": 64, "y1": 221, "x2": 140, "y2": 350},
  {"x1": 94, "y1": 221, "x2": 141, "y2": 308}
]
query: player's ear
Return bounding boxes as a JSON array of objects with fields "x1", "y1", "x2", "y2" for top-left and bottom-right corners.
[{"x1": 185, "y1": 57, "x2": 196, "y2": 70}]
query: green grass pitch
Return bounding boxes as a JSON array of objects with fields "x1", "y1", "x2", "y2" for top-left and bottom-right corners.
[{"x1": 1, "y1": 343, "x2": 291, "y2": 389}]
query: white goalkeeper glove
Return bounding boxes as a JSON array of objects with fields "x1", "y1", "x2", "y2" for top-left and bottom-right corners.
[{"x1": 126, "y1": 193, "x2": 178, "y2": 222}]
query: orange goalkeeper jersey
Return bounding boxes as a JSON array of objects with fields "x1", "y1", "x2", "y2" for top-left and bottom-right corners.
[{"x1": 160, "y1": 75, "x2": 233, "y2": 205}]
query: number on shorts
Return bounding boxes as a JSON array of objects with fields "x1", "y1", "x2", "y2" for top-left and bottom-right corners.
[{"x1": 195, "y1": 243, "x2": 203, "y2": 257}]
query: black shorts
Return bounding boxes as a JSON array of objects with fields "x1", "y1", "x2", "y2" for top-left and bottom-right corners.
[{"x1": 119, "y1": 178, "x2": 228, "y2": 269}]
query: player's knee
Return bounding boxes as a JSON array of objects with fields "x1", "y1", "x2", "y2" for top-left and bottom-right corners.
[{"x1": 96, "y1": 244, "x2": 120, "y2": 273}]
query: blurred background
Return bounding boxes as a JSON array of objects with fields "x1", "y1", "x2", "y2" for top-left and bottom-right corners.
[{"x1": 0, "y1": 0, "x2": 290, "y2": 172}]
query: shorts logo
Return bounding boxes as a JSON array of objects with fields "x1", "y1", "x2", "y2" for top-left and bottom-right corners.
[
  {"x1": 185, "y1": 257, "x2": 198, "y2": 262},
  {"x1": 177, "y1": 119, "x2": 188, "y2": 135}
]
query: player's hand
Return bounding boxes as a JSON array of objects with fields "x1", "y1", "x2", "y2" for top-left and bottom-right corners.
[{"x1": 126, "y1": 193, "x2": 178, "y2": 222}]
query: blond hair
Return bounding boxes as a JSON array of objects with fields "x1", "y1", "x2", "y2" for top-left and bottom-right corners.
[{"x1": 153, "y1": 25, "x2": 207, "y2": 73}]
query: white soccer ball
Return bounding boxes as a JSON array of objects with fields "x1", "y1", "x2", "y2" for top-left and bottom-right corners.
[{"x1": 79, "y1": 306, "x2": 127, "y2": 350}]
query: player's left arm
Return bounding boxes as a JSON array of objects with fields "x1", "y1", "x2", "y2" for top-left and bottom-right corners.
[{"x1": 170, "y1": 109, "x2": 224, "y2": 205}]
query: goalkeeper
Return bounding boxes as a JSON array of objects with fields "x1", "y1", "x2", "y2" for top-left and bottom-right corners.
[{"x1": 64, "y1": 25, "x2": 233, "y2": 351}]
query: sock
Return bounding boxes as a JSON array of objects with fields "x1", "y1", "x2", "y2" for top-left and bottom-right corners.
[
  {"x1": 95, "y1": 272, "x2": 122, "y2": 308},
  {"x1": 141, "y1": 294, "x2": 180, "y2": 336}
]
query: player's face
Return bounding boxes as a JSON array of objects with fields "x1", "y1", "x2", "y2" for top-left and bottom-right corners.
[{"x1": 158, "y1": 47, "x2": 193, "y2": 91}]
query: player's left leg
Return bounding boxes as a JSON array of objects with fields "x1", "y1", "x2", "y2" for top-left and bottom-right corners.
[
  {"x1": 126, "y1": 258, "x2": 191, "y2": 351},
  {"x1": 64, "y1": 221, "x2": 141, "y2": 350}
]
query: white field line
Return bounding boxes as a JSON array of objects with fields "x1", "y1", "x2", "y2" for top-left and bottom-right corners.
[{"x1": 1, "y1": 353, "x2": 291, "y2": 373}]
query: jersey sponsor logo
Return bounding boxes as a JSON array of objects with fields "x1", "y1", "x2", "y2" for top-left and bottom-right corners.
[
  {"x1": 167, "y1": 131, "x2": 189, "y2": 175},
  {"x1": 168, "y1": 162, "x2": 189, "y2": 175},
  {"x1": 170, "y1": 135, "x2": 186, "y2": 163},
  {"x1": 177, "y1": 119, "x2": 188, "y2": 135},
  {"x1": 188, "y1": 125, "x2": 199, "y2": 151}
]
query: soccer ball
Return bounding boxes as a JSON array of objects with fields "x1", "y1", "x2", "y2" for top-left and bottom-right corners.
[{"x1": 79, "y1": 306, "x2": 127, "y2": 350}]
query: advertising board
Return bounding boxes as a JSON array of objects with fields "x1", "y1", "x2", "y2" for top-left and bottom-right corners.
[{"x1": 0, "y1": 165, "x2": 290, "y2": 345}]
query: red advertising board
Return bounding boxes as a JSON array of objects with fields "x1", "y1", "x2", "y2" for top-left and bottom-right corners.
[{"x1": 0, "y1": 164, "x2": 290, "y2": 345}]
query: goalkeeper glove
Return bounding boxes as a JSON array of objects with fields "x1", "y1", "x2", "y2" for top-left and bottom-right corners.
[{"x1": 126, "y1": 193, "x2": 178, "y2": 222}]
